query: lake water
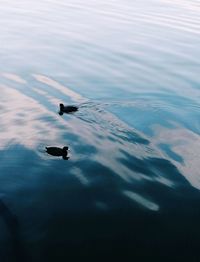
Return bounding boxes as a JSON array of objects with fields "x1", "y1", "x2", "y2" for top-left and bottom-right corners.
[{"x1": 0, "y1": 0, "x2": 200, "y2": 261}]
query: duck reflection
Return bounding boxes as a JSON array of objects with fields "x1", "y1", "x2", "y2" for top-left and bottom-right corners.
[
  {"x1": 59, "y1": 103, "x2": 78, "y2": 115},
  {"x1": 45, "y1": 146, "x2": 69, "y2": 160}
]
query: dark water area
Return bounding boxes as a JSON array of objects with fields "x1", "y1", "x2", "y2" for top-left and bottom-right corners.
[{"x1": 0, "y1": 0, "x2": 200, "y2": 261}]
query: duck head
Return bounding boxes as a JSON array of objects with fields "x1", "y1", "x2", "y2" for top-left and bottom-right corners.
[
  {"x1": 62, "y1": 146, "x2": 69, "y2": 152},
  {"x1": 60, "y1": 103, "x2": 64, "y2": 111}
]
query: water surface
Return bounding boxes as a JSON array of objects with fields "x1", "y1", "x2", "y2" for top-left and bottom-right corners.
[{"x1": 0, "y1": 0, "x2": 200, "y2": 261}]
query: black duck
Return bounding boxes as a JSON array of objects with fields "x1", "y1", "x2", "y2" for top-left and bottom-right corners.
[
  {"x1": 46, "y1": 146, "x2": 69, "y2": 160},
  {"x1": 59, "y1": 103, "x2": 78, "y2": 115}
]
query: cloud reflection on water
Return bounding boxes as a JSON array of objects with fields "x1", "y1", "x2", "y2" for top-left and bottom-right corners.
[
  {"x1": 152, "y1": 125, "x2": 200, "y2": 190},
  {"x1": 0, "y1": 72, "x2": 197, "y2": 215}
]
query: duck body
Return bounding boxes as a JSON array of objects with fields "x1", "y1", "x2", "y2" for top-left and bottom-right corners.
[
  {"x1": 46, "y1": 146, "x2": 69, "y2": 160},
  {"x1": 59, "y1": 103, "x2": 78, "y2": 115}
]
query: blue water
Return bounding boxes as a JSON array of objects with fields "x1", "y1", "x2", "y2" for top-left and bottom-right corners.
[{"x1": 0, "y1": 0, "x2": 200, "y2": 261}]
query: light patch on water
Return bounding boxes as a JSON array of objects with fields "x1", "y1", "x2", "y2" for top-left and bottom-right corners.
[
  {"x1": 154, "y1": 175, "x2": 174, "y2": 187},
  {"x1": 33, "y1": 74, "x2": 86, "y2": 103},
  {"x1": 32, "y1": 86, "x2": 62, "y2": 107},
  {"x1": 31, "y1": 87, "x2": 48, "y2": 96},
  {"x1": 149, "y1": 165, "x2": 175, "y2": 187},
  {"x1": 2, "y1": 73, "x2": 27, "y2": 84},
  {"x1": 95, "y1": 201, "x2": 108, "y2": 211},
  {"x1": 70, "y1": 167, "x2": 89, "y2": 186},
  {"x1": 123, "y1": 190, "x2": 159, "y2": 211}
]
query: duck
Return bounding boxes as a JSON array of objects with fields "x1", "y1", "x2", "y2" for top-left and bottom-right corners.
[
  {"x1": 59, "y1": 103, "x2": 78, "y2": 115},
  {"x1": 45, "y1": 146, "x2": 69, "y2": 160}
]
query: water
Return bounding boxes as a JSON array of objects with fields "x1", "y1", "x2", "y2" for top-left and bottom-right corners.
[{"x1": 0, "y1": 0, "x2": 200, "y2": 261}]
